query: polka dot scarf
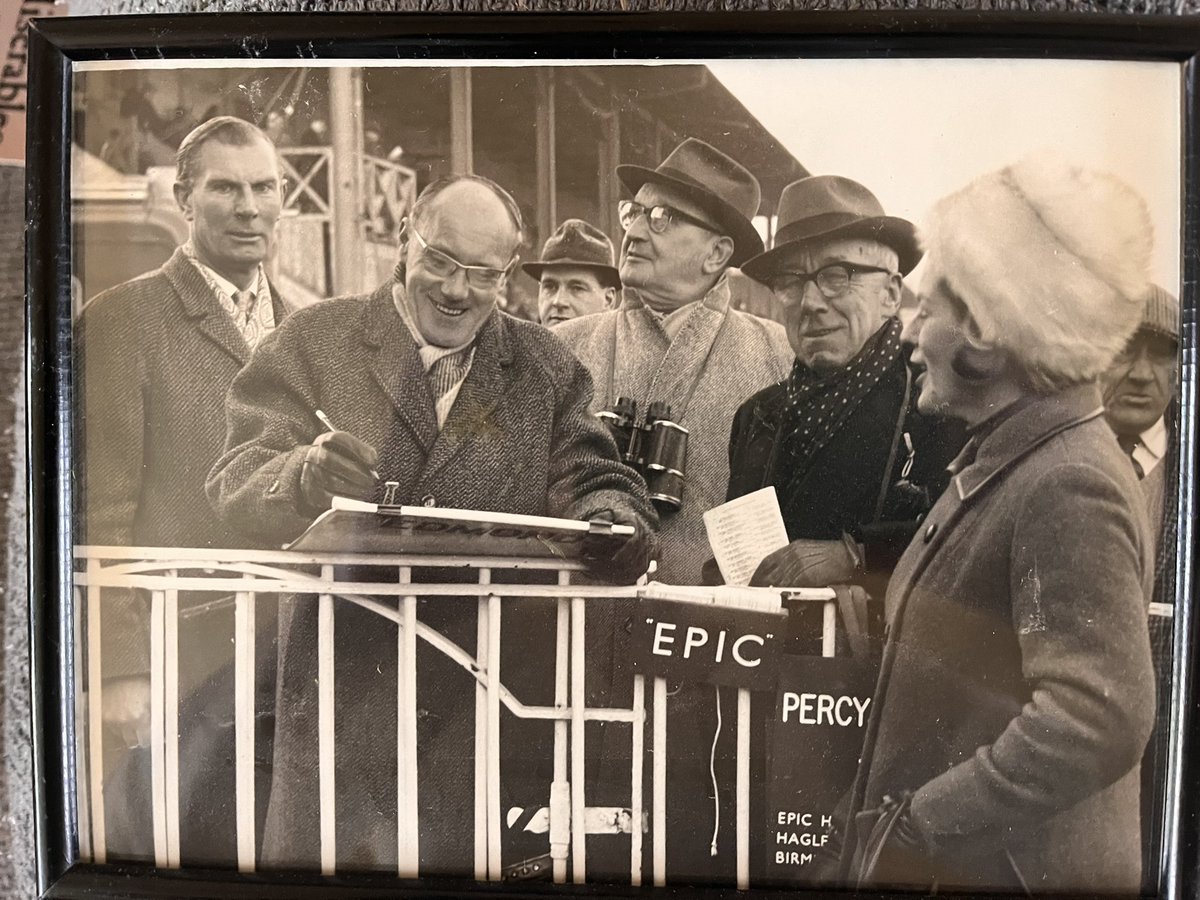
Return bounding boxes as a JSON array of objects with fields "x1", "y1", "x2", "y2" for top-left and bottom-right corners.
[{"x1": 777, "y1": 317, "x2": 904, "y2": 480}]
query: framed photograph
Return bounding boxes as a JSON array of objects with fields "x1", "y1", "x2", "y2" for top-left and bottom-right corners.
[{"x1": 27, "y1": 12, "x2": 1200, "y2": 899}]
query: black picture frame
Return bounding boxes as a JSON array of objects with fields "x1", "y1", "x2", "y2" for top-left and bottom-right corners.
[{"x1": 26, "y1": 11, "x2": 1200, "y2": 899}]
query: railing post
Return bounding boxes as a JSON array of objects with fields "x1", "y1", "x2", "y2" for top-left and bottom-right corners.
[
  {"x1": 150, "y1": 587, "x2": 167, "y2": 867},
  {"x1": 234, "y1": 587, "x2": 257, "y2": 873},
  {"x1": 551, "y1": 571, "x2": 571, "y2": 884},
  {"x1": 85, "y1": 559, "x2": 106, "y2": 863},
  {"x1": 570, "y1": 593, "x2": 587, "y2": 883},
  {"x1": 318, "y1": 567, "x2": 337, "y2": 874},
  {"x1": 164, "y1": 575, "x2": 180, "y2": 868},
  {"x1": 397, "y1": 566, "x2": 420, "y2": 878}
]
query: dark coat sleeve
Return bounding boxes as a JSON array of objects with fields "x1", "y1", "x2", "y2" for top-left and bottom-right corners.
[
  {"x1": 910, "y1": 461, "x2": 1156, "y2": 846},
  {"x1": 205, "y1": 316, "x2": 328, "y2": 549}
]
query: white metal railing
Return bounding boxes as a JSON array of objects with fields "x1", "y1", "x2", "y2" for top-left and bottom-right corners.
[{"x1": 73, "y1": 545, "x2": 837, "y2": 887}]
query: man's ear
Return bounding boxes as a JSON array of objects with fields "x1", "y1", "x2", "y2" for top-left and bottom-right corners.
[
  {"x1": 603, "y1": 286, "x2": 618, "y2": 309},
  {"x1": 882, "y1": 273, "x2": 903, "y2": 317},
  {"x1": 173, "y1": 182, "x2": 194, "y2": 221},
  {"x1": 703, "y1": 235, "x2": 735, "y2": 275}
]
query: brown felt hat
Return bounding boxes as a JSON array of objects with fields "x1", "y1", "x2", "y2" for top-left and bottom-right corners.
[
  {"x1": 741, "y1": 175, "x2": 922, "y2": 282},
  {"x1": 522, "y1": 219, "x2": 621, "y2": 289},
  {"x1": 616, "y1": 138, "x2": 764, "y2": 267}
]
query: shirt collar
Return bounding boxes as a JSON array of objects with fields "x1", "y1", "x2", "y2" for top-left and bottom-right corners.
[
  {"x1": 182, "y1": 241, "x2": 265, "y2": 303},
  {"x1": 1139, "y1": 416, "x2": 1168, "y2": 462}
]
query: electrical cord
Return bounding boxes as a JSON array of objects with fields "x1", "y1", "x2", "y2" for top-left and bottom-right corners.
[{"x1": 709, "y1": 684, "x2": 722, "y2": 857}]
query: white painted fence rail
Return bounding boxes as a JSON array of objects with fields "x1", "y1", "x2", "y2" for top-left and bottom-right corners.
[{"x1": 72, "y1": 545, "x2": 836, "y2": 888}]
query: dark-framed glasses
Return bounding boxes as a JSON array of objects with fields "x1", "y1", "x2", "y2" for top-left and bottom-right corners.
[
  {"x1": 404, "y1": 219, "x2": 516, "y2": 290},
  {"x1": 618, "y1": 199, "x2": 719, "y2": 235},
  {"x1": 768, "y1": 262, "x2": 894, "y2": 300}
]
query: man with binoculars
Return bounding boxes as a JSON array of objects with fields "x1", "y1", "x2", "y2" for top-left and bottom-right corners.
[
  {"x1": 556, "y1": 139, "x2": 793, "y2": 882},
  {"x1": 557, "y1": 138, "x2": 793, "y2": 586}
]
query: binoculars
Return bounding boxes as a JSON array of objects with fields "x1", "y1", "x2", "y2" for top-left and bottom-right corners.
[{"x1": 596, "y1": 397, "x2": 689, "y2": 513}]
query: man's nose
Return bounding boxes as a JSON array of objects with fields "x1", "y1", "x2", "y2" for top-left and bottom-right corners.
[
  {"x1": 440, "y1": 266, "x2": 471, "y2": 300},
  {"x1": 233, "y1": 185, "x2": 259, "y2": 218},
  {"x1": 1127, "y1": 352, "x2": 1155, "y2": 382},
  {"x1": 900, "y1": 312, "x2": 921, "y2": 347}
]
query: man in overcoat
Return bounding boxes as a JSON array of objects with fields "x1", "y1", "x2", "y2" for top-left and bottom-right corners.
[
  {"x1": 206, "y1": 174, "x2": 657, "y2": 874},
  {"x1": 1101, "y1": 285, "x2": 1180, "y2": 888},
  {"x1": 76, "y1": 115, "x2": 291, "y2": 861},
  {"x1": 842, "y1": 156, "x2": 1157, "y2": 893},
  {"x1": 554, "y1": 139, "x2": 792, "y2": 882},
  {"x1": 727, "y1": 176, "x2": 961, "y2": 608}
]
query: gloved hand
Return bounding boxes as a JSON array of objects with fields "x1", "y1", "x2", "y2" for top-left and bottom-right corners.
[
  {"x1": 583, "y1": 508, "x2": 654, "y2": 584},
  {"x1": 750, "y1": 536, "x2": 862, "y2": 588},
  {"x1": 700, "y1": 557, "x2": 725, "y2": 586},
  {"x1": 852, "y1": 793, "x2": 934, "y2": 889},
  {"x1": 299, "y1": 430, "x2": 379, "y2": 514}
]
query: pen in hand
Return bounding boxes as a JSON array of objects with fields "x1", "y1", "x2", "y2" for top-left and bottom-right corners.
[{"x1": 314, "y1": 409, "x2": 381, "y2": 481}]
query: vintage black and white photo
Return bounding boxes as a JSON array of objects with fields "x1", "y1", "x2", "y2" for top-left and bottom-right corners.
[{"x1": 65, "y1": 55, "x2": 1184, "y2": 894}]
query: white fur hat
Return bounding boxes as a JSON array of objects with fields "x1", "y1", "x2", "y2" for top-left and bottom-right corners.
[{"x1": 919, "y1": 154, "x2": 1154, "y2": 391}]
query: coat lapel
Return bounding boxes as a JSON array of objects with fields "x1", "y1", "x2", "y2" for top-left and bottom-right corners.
[
  {"x1": 421, "y1": 312, "x2": 513, "y2": 485},
  {"x1": 165, "y1": 248, "x2": 252, "y2": 367},
  {"x1": 360, "y1": 282, "x2": 439, "y2": 453}
]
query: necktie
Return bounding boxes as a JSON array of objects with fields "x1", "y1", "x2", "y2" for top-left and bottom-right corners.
[
  {"x1": 427, "y1": 348, "x2": 472, "y2": 402},
  {"x1": 233, "y1": 288, "x2": 255, "y2": 326},
  {"x1": 1117, "y1": 433, "x2": 1145, "y2": 480}
]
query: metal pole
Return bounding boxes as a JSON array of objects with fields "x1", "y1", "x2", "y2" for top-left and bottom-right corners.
[
  {"x1": 535, "y1": 69, "x2": 557, "y2": 248},
  {"x1": 329, "y1": 66, "x2": 364, "y2": 295},
  {"x1": 450, "y1": 69, "x2": 474, "y2": 174},
  {"x1": 234, "y1": 588, "x2": 257, "y2": 873}
]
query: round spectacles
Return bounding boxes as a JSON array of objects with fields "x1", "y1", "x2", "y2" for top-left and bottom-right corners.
[
  {"x1": 405, "y1": 220, "x2": 515, "y2": 290},
  {"x1": 768, "y1": 262, "x2": 893, "y2": 301},
  {"x1": 618, "y1": 199, "x2": 719, "y2": 235}
]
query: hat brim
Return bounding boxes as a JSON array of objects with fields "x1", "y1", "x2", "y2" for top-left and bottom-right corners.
[
  {"x1": 521, "y1": 259, "x2": 622, "y2": 289},
  {"x1": 616, "y1": 164, "x2": 764, "y2": 267},
  {"x1": 740, "y1": 217, "x2": 923, "y2": 283}
]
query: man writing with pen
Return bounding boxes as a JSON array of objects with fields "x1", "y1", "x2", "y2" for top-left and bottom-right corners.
[{"x1": 206, "y1": 173, "x2": 657, "y2": 874}]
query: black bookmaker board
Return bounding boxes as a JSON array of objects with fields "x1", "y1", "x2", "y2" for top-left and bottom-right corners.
[{"x1": 763, "y1": 655, "x2": 876, "y2": 885}]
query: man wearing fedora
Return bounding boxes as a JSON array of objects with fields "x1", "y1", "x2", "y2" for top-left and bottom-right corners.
[
  {"x1": 524, "y1": 218, "x2": 621, "y2": 327},
  {"x1": 728, "y1": 176, "x2": 961, "y2": 604},
  {"x1": 557, "y1": 138, "x2": 792, "y2": 585},
  {"x1": 556, "y1": 138, "x2": 792, "y2": 883}
]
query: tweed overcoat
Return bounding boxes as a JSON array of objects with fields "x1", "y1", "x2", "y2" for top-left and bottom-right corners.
[
  {"x1": 847, "y1": 384, "x2": 1156, "y2": 893},
  {"x1": 555, "y1": 275, "x2": 793, "y2": 585},
  {"x1": 75, "y1": 246, "x2": 292, "y2": 676},
  {"x1": 206, "y1": 282, "x2": 658, "y2": 873},
  {"x1": 555, "y1": 276, "x2": 791, "y2": 880},
  {"x1": 75, "y1": 246, "x2": 291, "y2": 864}
]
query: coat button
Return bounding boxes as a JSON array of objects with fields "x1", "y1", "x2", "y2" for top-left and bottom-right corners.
[
  {"x1": 924, "y1": 523, "x2": 938, "y2": 542},
  {"x1": 421, "y1": 494, "x2": 437, "y2": 507}
]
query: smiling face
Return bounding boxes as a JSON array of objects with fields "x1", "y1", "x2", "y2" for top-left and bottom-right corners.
[
  {"x1": 618, "y1": 183, "x2": 729, "y2": 310},
  {"x1": 1102, "y1": 330, "x2": 1177, "y2": 437},
  {"x1": 174, "y1": 135, "x2": 283, "y2": 289},
  {"x1": 402, "y1": 181, "x2": 520, "y2": 348},
  {"x1": 537, "y1": 265, "x2": 615, "y2": 326},
  {"x1": 771, "y1": 237, "x2": 901, "y2": 374}
]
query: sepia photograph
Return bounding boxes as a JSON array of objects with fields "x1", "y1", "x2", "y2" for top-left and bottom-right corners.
[{"x1": 35, "y1": 30, "x2": 1190, "y2": 897}]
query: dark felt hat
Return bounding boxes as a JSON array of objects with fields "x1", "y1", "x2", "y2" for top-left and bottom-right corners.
[
  {"x1": 741, "y1": 175, "x2": 922, "y2": 282},
  {"x1": 616, "y1": 138, "x2": 764, "y2": 267},
  {"x1": 521, "y1": 219, "x2": 621, "y2": 289}
]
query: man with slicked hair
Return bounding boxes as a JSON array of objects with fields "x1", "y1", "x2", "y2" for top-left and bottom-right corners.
[{"x1": 76, "y1": 114, "x2": 292, "y2": 862}]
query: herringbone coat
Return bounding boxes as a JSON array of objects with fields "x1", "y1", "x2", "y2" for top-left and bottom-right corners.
[
  {"x1": 206, "y1": 282, "x2": 657, "y2": 873},
  {"x1": 75, "y1": 246, "x2": 292, "y2": 677}
]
